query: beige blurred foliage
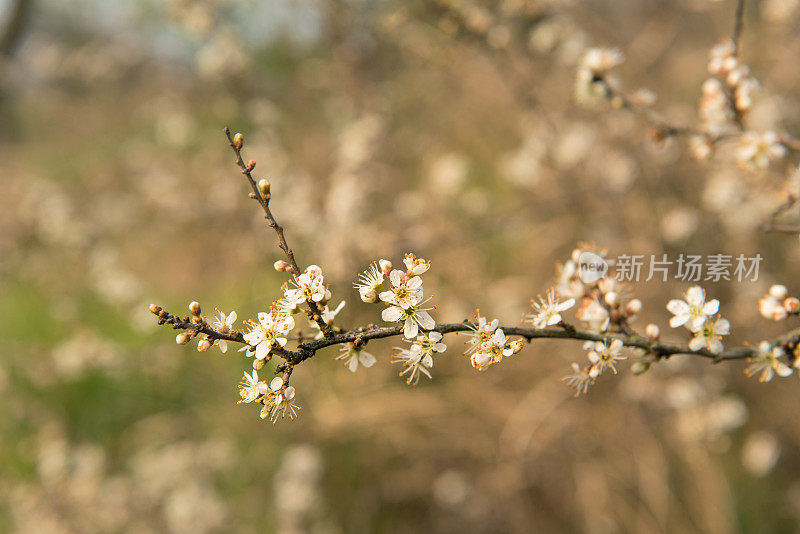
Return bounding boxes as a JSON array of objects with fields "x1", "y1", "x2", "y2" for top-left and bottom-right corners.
[{"x1": 1, "y1": 0, "x2": 800, "y2": 532}]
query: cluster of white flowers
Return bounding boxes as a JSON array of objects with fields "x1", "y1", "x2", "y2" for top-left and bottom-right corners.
[
  {"x1": 695, "y1": 41, "x2": 760, "y2": 141},
  {"x1": 466, "y1": 314, "x2": 524, "y2": 371},
  {"x1": 745, "y1": 342, "x2": 794, "y2": 383},
  {"x1": 758, "y1": 284, "x2": 800, "y2": 320},
  {"x1": 575, "y1": 47, "x2": 624, "y2": 103},
  {"x1": 553, "y1": 246, "x2": 642, "y2": 334},
  {"x1": 666, "y1": 286, "x2": 730, "y2": 354},
  {"x1": 356, "y1": 253, "x2": 437, "y2": 339},
  {"x1": 691, "y1": 40, "x2": 787, "y2": 168},
  {"x1": 393, "y1": 331, "x2": 447, "y2": 385}
]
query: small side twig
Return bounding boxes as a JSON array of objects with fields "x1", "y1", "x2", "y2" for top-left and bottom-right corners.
[{"x1": 223, "y1": 127, "x2": 334, "y2": 338}]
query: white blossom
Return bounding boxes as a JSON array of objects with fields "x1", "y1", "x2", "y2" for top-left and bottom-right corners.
[
  {"x1": 576, "y1": 298, "x2": 610, "y2": 333},
  {"x1": 666, "y1": 286, "x2": 719, "y2": 332},
  {"x1": 382, "y1": 298, "x2": 436, "y2": 339},
  {"x1": 745, "y1": 342, "x2": 793, "y2": 382},
  {"x1": 736, "y1": 131, "x2": 786, "y2": 170},
  {"x1": 284, "y1": 264, "x2": 326, "y2": 307},
  {"x1": 238, "y1": 370, "x2": 268, "y2": 404},
  {"x1": 464, "y1": 313, "x2": 500, "y2": 354},
  {"x1": 688, "y1": 317, "x2": 730, "y2": 354},
  {"x1": 402, "y1": 253, "x2": 430, "y2": 275},
  {"x1": 529, "y1": 289, "x2": 575, "y2": 328},
  {"x1": 354, "y1": 262, "x2": 385, "y2": 303},
  {"x1": 336, "y1": 344, "x2": 377, "y2": 372},
  {"x1": 259, "y1": 377, "x2": 301, "y2": 423},
  {"x1": 561, "y1": 363, "x2": 595, "y2": 397},
  {"x1": 469, "y1": 328, "x2": 522, "y2": 371},
  {"x1": 585, "y1": 339, "x2": 626, "y2": 376},
  {"x1": 379, "y1": 269, "x2": 423, "y2": 309},
  {"x1": 243, "y1": 309, "x2": 295, "y2": 360},
  {"x1": 393, "y1": 346, "x2": 433, "y2": 386},
  {"x1": 210, "y1": 309, "x2": 237, "y2": 353}
]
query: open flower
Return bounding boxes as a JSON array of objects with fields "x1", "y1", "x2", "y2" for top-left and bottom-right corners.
[
  {"x1": 469, "y1": 328, "x2": 522, "y2": 371},
  {"x1": 210, "y1": 309, "x2": 237, "y2": 353},
  {"x1": 284, "y1": 264, "x2": 326, "y2": 307},
  {"x1": 667, "y1": 286, "x2": 719, "y2": 332},
  {"x1": 736, "y1": 131, "x2": 786, "y2": 170},
  {"x1": 413, "y1": 331, "x2": 447, "y2": 357},
  {"x1": 745, "y1": 342, "x2": 793, "y2": 383},
  {"x1": 243, "y1": 308, "x2": 295, "y2": 360},
  {"x1": 561, "y1": 363, "x2": 596, "y2": 397},
  {"x1": 379, "y1": 269, "x2": 423, "y2": 309},
  {"x1": 529, "y1": 289, "x2": 575, "y2": 329},
  {"x1": 403, "y1": 253, "x2": 430, "y2": 275},
  {"x1": 393, "y1": 345, "x2": 434, "y2": 386},
  {"x1": 260, "y1": 377, "x2": 301, "y2": 423},
  {"x1": 464, "y1": 313, "x2": 499, "y2": 354},
  {"x1": 576, "y1": 298, "x2": 610, "y2": 333},
  {"x1": 585, "y1": 339, "x2": 626, "y2": 376},
  {"x1": 688, "y1": 316, "x2": 730, "y2": 354},
  {"x1": 354, "y1": 262, "x2": 385, "y2": 303},
  {"x1": 382, "y1": 298, "x2": 436, "y2": 339},
  {"x1": 238, "y1": 370, "x2": 268, "y2": 404},
  {"x1": 336, "y1": 343, "x2": 377, "y2": 372}
]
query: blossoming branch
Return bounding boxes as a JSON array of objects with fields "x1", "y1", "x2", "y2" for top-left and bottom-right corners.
[
  {"x1": 574, "y1": 0, "x2": 800, "y2": 235},
  {"x1": 149, "y1": 130, "x2": 800, "y2": 425}
]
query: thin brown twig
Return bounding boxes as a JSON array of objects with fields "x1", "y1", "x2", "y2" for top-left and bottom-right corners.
[
  {"x1": 223, "y1": 127, "x2": 334, "y2": 338},
  {"x1": 761, "y1": 223, "x2": 800, "y2": 234},
  {"x1": 731, "y1": 0, "x2": 746, "y2": 56}
]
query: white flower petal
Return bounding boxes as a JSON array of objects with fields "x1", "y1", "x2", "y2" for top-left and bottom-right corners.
[
  {"x1": 382, "y1": 306, "x2": 403, "y2": 322},
  {"x1": 415, "y1": 311, "x2": 435, "y2": 330},
  {"x1": 359, "y1": 351, "x2": 377, "y2": 368}
]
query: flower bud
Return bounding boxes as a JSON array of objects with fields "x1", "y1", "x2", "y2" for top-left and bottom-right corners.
[
  {"x1": 645, "y1": 323, "x2": 660, "y2": 340},
  {"x1": 253, "y1": 358, "x2": 265, "y2": 370},
  {"x1": 247, "y1": 159, "x2": 256, "y2": 170},
  {"x1": 379, "y1": 259, "x2": 392, "y2": 276},
  {"x1": 175, "y1": 332, "x2": 191, "y2": 344},
  {"x1": 785, "y1": 297, "x2": 800, "y2": 314},
  {"x1": 233, "y1": 132, "x2": 244, "y2": 148},
  {"x1": 258, "y1": 179, "x2": 271, "y2": 195},
  {"x1": 149, "y1": 303, "x2": 161, "y2": 314},
  {"x1": 604, "y1": 291, "x2": 620, "y2": 307},
  {"x1": 189, "y1": 301, "x2": 201, "y2": 316},
  {"x1": 359, "y1": 288, "x2": 378, "y2": 303},
  {"x1": 197, "y1": 338, "x2": 211, "y2": 352},
  {"x1": 274, "y1": 260, "x2": 290, "y2": 272},
  {"x1": 472, "y1": 352, "x2": 491, "y2": 368},
  {"x1": 631, "y1": 361, "x2": 651, "y2": 375},
  {"x1": 769, "y1": 284, "x2": 788, "y2": 300},
  {"x1": 625, "y1": 298, "x2": 642, "y2": 316}
]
